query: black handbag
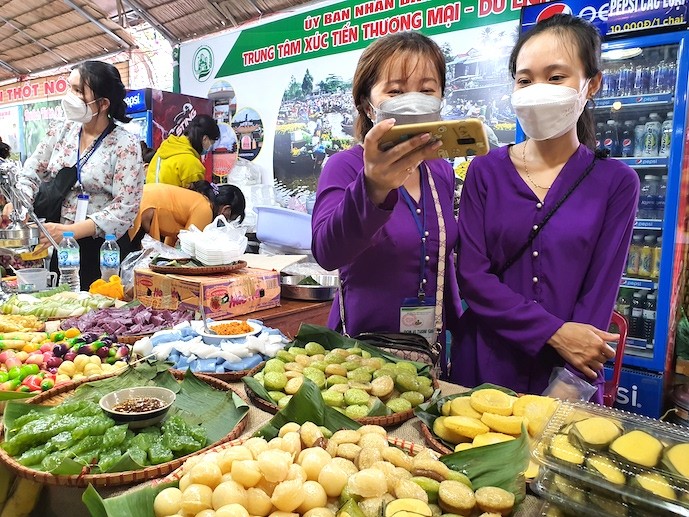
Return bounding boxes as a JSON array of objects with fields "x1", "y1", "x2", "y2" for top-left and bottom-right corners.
[
  {"x1": 33, "y1": 165, "x2": 77, "y2": 223},
  {"x1": 354, "y1": 331, "x2": 441, "y2": 368}
]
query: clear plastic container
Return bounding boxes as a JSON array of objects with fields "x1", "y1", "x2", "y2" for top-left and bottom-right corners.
[
  {"x1": 533, "y1": 466, "x2": 640, "y2": 516},
  {"x1": 532, "y1": 400, "x2": 689, "y2": 516}
]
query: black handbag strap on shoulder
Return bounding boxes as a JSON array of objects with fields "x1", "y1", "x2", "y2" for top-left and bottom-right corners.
[{"x1": 495, "y1": 154, "x2": 599, "y2": 278}]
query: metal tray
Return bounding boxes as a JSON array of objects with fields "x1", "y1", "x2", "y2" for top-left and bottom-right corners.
[{"x1": 280, "y1": 273, "x2": 338, "y2": 301}]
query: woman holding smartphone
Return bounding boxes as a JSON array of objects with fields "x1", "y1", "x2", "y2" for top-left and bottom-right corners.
[
  {"x1": 311, "y1": 31, "x2": 463, "y2": 375},
  {"x1": 454, "y1": 15, "x2": 639, "y2": 402}
]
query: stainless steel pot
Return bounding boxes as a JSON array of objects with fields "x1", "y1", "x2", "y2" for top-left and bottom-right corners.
[{"x1": 280, "y1": 274, "x2": 339, "y2": 301}]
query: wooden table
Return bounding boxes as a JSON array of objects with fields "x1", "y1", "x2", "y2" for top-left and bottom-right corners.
[{"x1": 251, "y1": 298, "x2": 332, "y2": 338}]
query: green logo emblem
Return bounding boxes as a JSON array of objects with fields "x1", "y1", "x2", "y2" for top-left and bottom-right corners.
[{"x1": 193, "y1": 46, "x2": 214, "y2": 82}]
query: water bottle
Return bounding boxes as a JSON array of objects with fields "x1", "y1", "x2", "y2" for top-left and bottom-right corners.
[
  {"x1": 638, "y1": 175, "x2": 659, "y2": 219},
  {"x1": 100, "y1": 234, "x2": 121, "y2": 280},
  {"x1": 634, "y1": 117, "x2": 647, "y2": 157},
  {"x1": 631, "y1": 291, "x2": 645, "y2": 337},
  {"x1": 655, "y1": 60, "x2": 666, "y2": 93},
  {"x1": 595, "y1": 122, "x2": 605, "y2": 150},
  {"x1": 656, "y1": 175, "x2": 667, "y2": 219},
  {"x1": 639, "y1": 235, "x2": 656, "y2": 278},
  {"x1": 58, "y1": 231, "x2": 80, "y2": 292},
  {"x1": 643, "y1": 113, "x2": 662, "y2": 157},
  {"x1": 659, "y1": 112, "x2": 673, "y2": 157},
  {"x1": 642, "y1": 292, "x2": 656, "y2": 347},
  {"x1": 616, "y1": 289, "x2": 631, "y2": 321},
  {"x1": 621, "y1": 121, "x2": 634, "y2": 157},
  {"x1": 603, "y1": 120, "x2": 618, "y2": 156},
  {"x1": 627, "y1": 234, "x2": 643, "y2": 276},
  {"x1": 667, "y1": 61, "x2": 677, "y2": 92},
  {"x1": 653, "y1": 236, "x2": 662, "y2": 280}
]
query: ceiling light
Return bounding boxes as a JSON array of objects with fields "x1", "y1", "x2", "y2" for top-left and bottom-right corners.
[{"x1": 602, "y1": 48, "x2": 643, "y2": 61}]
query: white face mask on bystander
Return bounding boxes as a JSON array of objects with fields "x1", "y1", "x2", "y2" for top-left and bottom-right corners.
[
  {"x1": 511, "y1": 81, "x2": 589, "y2": 141},
  {"x1": 370, "y1": 92, "x2": 443, "y2": 125},
  {"x1": 62, "y1": 92, "x2": 100, "y2": 124}
]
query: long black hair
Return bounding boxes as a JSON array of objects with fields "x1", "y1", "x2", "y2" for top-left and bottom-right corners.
[
  {"x1": 509, "y1": 14, "x2": 601, "y2": 150},
  {"x1": 189, "y1": 180, "x2": 246, "y2": 223},
  {"x1": 73, "y1": 61, "x2": 130, "y2": 123},
  {"x1": 185, "y1": 115, "x2": 220, "y2": 155},
  {"x1": 0, "y1": 143, "x2": 10, "y2": 160}
]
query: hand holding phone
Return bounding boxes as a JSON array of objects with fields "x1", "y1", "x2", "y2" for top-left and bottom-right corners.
[{"x1": 378, "y1": 118, "x2": 489, "y2": 159}]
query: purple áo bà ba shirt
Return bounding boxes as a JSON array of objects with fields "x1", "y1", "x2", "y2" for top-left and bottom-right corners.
[
  {"x1": 311, "y1": 145, "x2": 463, "y2": 349},
  {"x1": 454, "y1": 144, "x2": 639, "y2": 403}
]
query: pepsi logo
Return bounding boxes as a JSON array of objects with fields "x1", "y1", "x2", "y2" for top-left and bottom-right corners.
[{"x1": 536, "y1": 3, "x2": 573, "y2": 22}]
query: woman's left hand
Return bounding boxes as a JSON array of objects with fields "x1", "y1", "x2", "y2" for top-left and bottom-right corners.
[{"x1": 38, "y1": 223, "x2": 67, "y2": 249}]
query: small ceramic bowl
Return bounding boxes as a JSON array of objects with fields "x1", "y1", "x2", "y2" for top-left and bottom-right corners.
[{"x1": 99, "y1": 386, "x2": 176, "y2": 429}]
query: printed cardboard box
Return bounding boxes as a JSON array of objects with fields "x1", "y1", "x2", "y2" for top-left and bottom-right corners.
[{"x1": 134, "y1": 267, "x2": 280, "y2": 320}]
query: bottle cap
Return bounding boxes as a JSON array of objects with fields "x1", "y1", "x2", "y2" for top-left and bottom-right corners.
[
  {"x1": 667, "y1": 112, "x2": 673, "y2": 118},
  {"x1": 607, "y1": 120, "x2": 615, "y2": 124},
  {"x1": 63, "y1": 231, "x2": 74, "y2": 238},
  {"x1": 644, "y1": 175, "x2": 657, "y2": 180},
  {"x1": 633, "y1": 234, "x2": 644, "y2": 242},
  {"x1": 644, "y1": 235, "x2": 656, "y2": 243},
  {"x1": 647, "y1": 293, "x2": 656, "y2": 300},
  {"x1": 105, "y1": 234, "x2": 116, "y2": 240}
]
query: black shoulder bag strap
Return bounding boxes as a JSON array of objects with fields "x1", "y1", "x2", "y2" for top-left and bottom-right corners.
[{"x1": 495, "y1": 155, "x2": 599, "y2": 278}]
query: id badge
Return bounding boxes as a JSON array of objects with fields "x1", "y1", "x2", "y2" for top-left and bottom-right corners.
[
  {"x1": 75, "y1": 193, "x2": 89, "y2": 222},
  {"x1": 400, "y1": 297, "x2": 435, "y2": 339}
]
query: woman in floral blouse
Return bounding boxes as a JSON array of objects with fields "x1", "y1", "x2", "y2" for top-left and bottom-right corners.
[{"x1": 14, "y1": 61, "x2": 145, "y2": 287}]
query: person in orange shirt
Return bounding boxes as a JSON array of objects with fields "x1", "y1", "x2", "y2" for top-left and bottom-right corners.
[{"x1": 129, "y1": 181, "x2": 245, "y2": 247}]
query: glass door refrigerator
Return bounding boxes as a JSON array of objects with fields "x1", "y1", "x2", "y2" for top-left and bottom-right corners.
[{"x1": 520, "y1": 1, "x2": 689, "y2": 418}]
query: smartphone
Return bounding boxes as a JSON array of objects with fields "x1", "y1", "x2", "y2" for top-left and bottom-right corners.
[{"x1": 378, "y1": 118, "x2": 489, "y2": 159}]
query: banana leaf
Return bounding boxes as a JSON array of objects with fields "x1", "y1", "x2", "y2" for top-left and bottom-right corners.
[
  {"x1": 441, "y1": 424, "x2": 530, "y2": 505},
  {"x1": 414, "y1": 383, "x2": 517, "y2": 450},
  {"x1": 2, "y1": 365, "x2": 248, "y2": 475},
  {"x1": 0, "y1": 390, "x2": 37, "y2": 402},
  {"x1": 82, "y1": 482, "x2": 174, "y2": 517},
  {"x1": 254, "y1": 377, "x2": 360, "y2": 440}
]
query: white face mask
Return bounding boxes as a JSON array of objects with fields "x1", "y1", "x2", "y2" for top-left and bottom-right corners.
[
  {"x1": 370, "y1": 92, "x2": 443, "y2": 125},
  {"x1": 511, "y1": 81, "x2": 589, "y2": 141},
  {"x1": 62, "y1": 91, "x2": 100, "y2": 124}
]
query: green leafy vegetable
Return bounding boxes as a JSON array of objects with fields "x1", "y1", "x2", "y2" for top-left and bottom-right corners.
[{"x1": 296, "y1": 276, "x2": 321, "y2": 286}]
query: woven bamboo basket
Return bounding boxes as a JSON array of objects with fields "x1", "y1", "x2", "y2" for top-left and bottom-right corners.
[
  {"x1": 152, "y1": 432, "x2": 431, "y2": 486},
  {"x1": 171, "y1": 360, "x2": 265, "y2": 384},
  {"x1": 244, "y1": 376, "x2": 439, "y2": 428},
  {"x1": 420, "y1": 421, "x2": 454, "y2": 455},
  {"x1": 0, "y1": 370, "x2": 249, "y2": 487}
]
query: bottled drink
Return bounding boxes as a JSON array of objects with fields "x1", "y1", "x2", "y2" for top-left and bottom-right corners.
[
  {"x1": 634, "y1": 117, "x2": 647, "y2": 157},
  {"x1": 99, "y1": 234, "x2": 120, "y2": 280},
  {"x1": 656, "y1": 175, "x2": 667, "y2": 219},
  {"x1": 638, "y1": 175, "x2": 660, "y2": 219},
  {"x1": 666, "y1": 61, "x2": 677, "y2": 92},
  {"x1": 642, "y1": 292, "x2": 656, "y2": 347},
  {"x1": 648, "y1": 65, "x2": 658, "y2": 94},
  {"x1": 659, "y1": 112, "x2": 673, "y2": 157},
  {"x1": 621, "y1": 121, "x2": 634, "y2": 157},
  {"x1": 593, "y1": 121, "x2": 601, "y2": 147},
  {"x1": 603, "y1": 120, "x2": 619, "y2": 156},
  {"x1": 655, "y1": 60, "x2": 666, "y2": 92},
  {"x1": 633, "y1": 65, "x2": 650, "y2": 95},
  {"x1": 58, "y1": 231, "x2": 80, "y2": 292},
  {"x1": 618, "y1": 63, "x2": 633, "y2": 96},
  {"x1": 653, "y1": 236, "x2": 662, "y2": 280},
  {"x1": 627, "y1": 234, "x2": 643, "y2": 275},
  {"x1": 639, "y1": 235, "x2": 655, "y2": 278},
  {"x1": 603, "y1": 67, "x2": 619, "y2": 97},
  {"x1": 631, "y1": 291, "x2": 645, "y2": 337},
  {"x1": 617, "y1": 289, "x2": 631, "y2": 321},
  {"x1": 643, "y1": 113, "x2": 662, "y2": 157}
]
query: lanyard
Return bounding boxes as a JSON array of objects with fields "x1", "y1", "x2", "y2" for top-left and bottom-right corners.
[
  {"x1": 399, "y1": 168, "x2": 428, "y2": 302},
  {"x1": 76, "y1": 123, "x2": 114, "y2": 187}
]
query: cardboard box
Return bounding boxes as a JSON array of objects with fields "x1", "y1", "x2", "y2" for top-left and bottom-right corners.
[{"x1": 134, "y1": 267, "x2": 280, "y2": 320}]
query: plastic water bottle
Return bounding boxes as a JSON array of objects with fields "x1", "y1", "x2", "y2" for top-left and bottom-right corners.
[
  {"x1": 621, "y1": 121, "x2": 634, "y2": 157},
  {"x1": 656, "y1": 175, "x2": 667, "y2": 219},
  {"x1": 603, "y1": 120, "x2": 618, "y2": 156},
  {"x1": 100, "y1": 234, "x2": 120, "y2": 280},
  {"x1": 631, "y1": 291, "x2": 645, "y2": 338},
  {"x1": 643, "y1": 113, "x2": 662, "y2": 157},
  {"x1": 638, "y1": 175, "x2": 659, "y2": 219},
  {"x1": 58, "y1": 231, "x2": 80, "y2": 292},
  {"x1": 659, "y1": 112, "x2": 673, "y2": 157},
  {"x1": 642, "y1": 292, "x2": 656, "y2": 347},
  {"x1": 634, "y1": 117, "x2": 647, "y2": 157}
]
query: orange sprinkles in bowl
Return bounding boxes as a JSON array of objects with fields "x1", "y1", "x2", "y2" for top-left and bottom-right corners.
[{"x1": 211, "y1": 321, "x2": 254, "y2": 335}]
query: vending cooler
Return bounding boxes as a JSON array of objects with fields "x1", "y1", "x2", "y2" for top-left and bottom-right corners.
[
  {"x1": 122, "y1": 88, "x2": 214, "y2": 150},
  {"x1": 520, "y1": 0, "x2": 689, "y2": 417}
]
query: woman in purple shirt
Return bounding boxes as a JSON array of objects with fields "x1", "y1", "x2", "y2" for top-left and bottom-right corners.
[
  {"x1": 454, "y1": 15, "x2": 639, "y2": 402},
  {"x1": 311, "y1": 32, "x2": 463, "y2": 372}
]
